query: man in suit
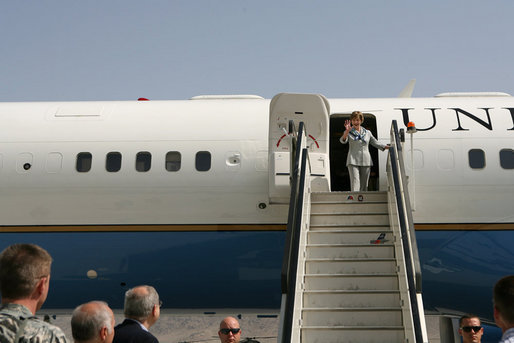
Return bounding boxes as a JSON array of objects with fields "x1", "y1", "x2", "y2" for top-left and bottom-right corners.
[
  {"x1": 113, "y1": 285, "x2": 161, "y2": 343},
  {"x1": 71, "y1": 301, "x2": 115, "y2": 343}
]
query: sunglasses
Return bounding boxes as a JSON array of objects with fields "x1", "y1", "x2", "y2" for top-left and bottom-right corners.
[
  {"x1": 220, "y1": 328, "x2": 240, "y2": 335},
  {"x1": 461, "y1": 326, "x2": 482, "y2": 333}
]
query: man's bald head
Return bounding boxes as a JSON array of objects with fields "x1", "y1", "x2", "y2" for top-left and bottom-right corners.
[
  {"x1": 71, "y1": 301, "x2": 114, "y2": 343},
  {"x1": 218, "y1": 316, "x2": 241, "y2": 343}
]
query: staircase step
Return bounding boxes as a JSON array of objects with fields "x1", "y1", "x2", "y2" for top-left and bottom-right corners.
[
  {"x1": 311, "y1": 191, "x2": 388, "y2": 203},
  {"x1": 287, "y1": 190, "x2": 423, "y2": 342},
  {"x1": 308, "y1": 230, "x2": 393, "y2": 244},
  {"x1": 302, "y1": 308, "x2": 403, "y2": 326},
  {"x1": 306, "y1": 244, "x2": 395, "y2": 259},
  {"x1": 309, "y1": 224, "x2": 390, "y2": 231},
  {"x1": 304, "y1": 274, "x2": 399, "y2": 291},
  {"x1": 311, "y1": 202, "x2": 388, "y2": 214},
  {"x1": 301, "y1": 326, "x2": 405, "y2": 343},
  {"x1": 310, "y1": 213, "x2": 389, "y2": 226},
  {"x1": 304, "y1": 290, "x2": 401, "y2": 308},
  {"x1": 306, "y1": 258, "x2": 397, "y2": 274}
]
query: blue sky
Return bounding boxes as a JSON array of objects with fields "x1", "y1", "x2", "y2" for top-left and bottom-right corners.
[{"x1": 1, "y1": 1, "x2": 513, "y2": 101}]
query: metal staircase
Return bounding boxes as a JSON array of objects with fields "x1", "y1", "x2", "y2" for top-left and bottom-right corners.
[
  {"x1": 278, "y1": 120, "x2": 428, "y2": 343},
  {"x1": 301, "y1": 191, "x2": 408, "y2": 342}
]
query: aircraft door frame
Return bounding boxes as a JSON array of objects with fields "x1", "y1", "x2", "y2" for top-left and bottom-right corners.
[{"x1": 268, "y1": 93, "x2": 331, "y2": 203}]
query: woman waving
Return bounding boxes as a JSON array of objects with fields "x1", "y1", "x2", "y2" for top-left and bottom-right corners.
[{"x1": 340, "y1": 111, "x2": 389, "y2": 192}]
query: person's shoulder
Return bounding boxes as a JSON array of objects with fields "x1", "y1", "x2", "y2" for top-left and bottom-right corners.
[
  {"x1": 114, "y1": 325, "x2": 157, "y2": 343},
  {"x1": 0, "y1": 303, "x2": 32, "y2": 317},
  {"x1": 20, "y1": 318, "x2": 68, "y2": 343},
  {"x1": 135, "y1": 328, "x2": 158, "y2": 343},
  {"x1": 145, "y1": 331, "x2": 159, "y2": 343},
  {"x1": 114, "y1": 320, "x2": 148, "y2": 339},
  {"x1": 115, "y1": 319, "x2": 140, "y2": 330},
  {"x1": 0, "y1": 306, "x2": 67, "y2": 342},
  {"x1": 0, "y1": 314, "x2": 17, "y2": 341},
  {"x1": 363, "y1": 127, "x2": 374, "y2": 136},
  {"x1": 500, "y1": 327, "x2": 514, "y2": 342}
]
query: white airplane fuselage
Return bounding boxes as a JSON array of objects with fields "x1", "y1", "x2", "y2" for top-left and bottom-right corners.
[
  {"x1": 1, "y1": 96, "x2": 512, "y2": 226},
  {"x1": 0, "y1": 94, "x2": 512, "y2": 320}
]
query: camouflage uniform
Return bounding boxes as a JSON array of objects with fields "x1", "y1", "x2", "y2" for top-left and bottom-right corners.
[{"x1": 0, "y1": 303, "x2": 67, "y2": 343}]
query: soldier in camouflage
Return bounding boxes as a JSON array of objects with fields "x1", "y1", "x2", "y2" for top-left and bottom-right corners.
[{"x1": 0, "y1": 243, "x2": 68, "y2": 343}]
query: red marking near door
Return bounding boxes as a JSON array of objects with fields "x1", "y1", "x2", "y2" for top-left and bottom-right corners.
[
  {"x1": 276, "y1": 134, "x2": 287, "y2": 147},
  {"x1": 309, "y1": 135, "x2": 319, "y2": 148}
]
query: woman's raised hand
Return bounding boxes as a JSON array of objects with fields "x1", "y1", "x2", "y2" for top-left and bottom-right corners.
[{"x1": 344, "y1": 119, "x2": 351, "y2": 132}]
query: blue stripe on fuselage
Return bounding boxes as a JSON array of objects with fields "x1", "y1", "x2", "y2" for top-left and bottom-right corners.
[{"x1": 1, "y1": 230, "x2": 512, "y2": 322}]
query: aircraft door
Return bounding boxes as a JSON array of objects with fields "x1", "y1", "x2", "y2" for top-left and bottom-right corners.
[
  {"x1": 330, "y1": 113, "x2": 380, "y2": 191},
  {"x1": 268, "y1": 93, "x2": 331, "y2": 203}
]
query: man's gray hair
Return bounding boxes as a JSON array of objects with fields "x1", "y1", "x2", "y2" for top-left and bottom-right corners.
[
  {"x1": 124, "y1": 285, "x2": 159, "y2": 322},
  {"x1": 71, "y1": 301, "x2": 112, "y2": 342}
]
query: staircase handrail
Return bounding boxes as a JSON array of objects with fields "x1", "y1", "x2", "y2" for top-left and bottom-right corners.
[
  {"x1": 391, "y1": 120, "x2": 422, "y2": 290},
  {"x1": 279, "y1": 121, "x2": 309, "y2": 343},
  {"x1": 389, "y1": 120, "x2": 426, "y2": 342},
  {"x1": 281, "y1": 120, "x2": 302, "y2": 293}
]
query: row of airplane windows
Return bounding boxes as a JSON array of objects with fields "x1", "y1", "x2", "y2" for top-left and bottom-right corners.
[
  {"x1": 468, "y1": 149, "x2": 513, "y2": 169},
  {"x1": 9, "y1": 148, "x2": 513, "y2": 173},
  {"x1": 77, "y1": 151, "x2": 210, "y2": 173},
  {"x1": 78, "y1": 148, "x2": 512, "y2": 173}
]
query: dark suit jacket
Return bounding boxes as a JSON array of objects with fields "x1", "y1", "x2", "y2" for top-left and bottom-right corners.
[{"x1": 113, "y1": 319, "x2": 159, "y2": 343}]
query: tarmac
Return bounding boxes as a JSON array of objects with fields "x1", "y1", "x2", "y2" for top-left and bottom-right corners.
[{"x1": 44, "y1": 309, "x2": 443, "y2": 343}]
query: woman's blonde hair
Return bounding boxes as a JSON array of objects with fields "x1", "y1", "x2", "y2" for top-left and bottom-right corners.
[{"x1": 350, "y1": 111, "x2": 364, "y2": 123}]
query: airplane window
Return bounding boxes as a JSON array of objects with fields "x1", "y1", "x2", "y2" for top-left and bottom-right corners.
[
  {"x1": 76, "y1": 152, "x2": 92, "y2": 172},
  {"x1": 468, "y1": 149, "x2": 485, "y2": 169},
  {"x1": 136, "y1": 152, "x2": 151, "y2": 172},
  {"x1": 196, "y1": 151, "x2": 211, "y2": 172},
  {"x1": 106, "y1": 152, "x2": 122, "y2": 172},
  {"x1": 499, "y1": 149, "x2": 513, "y2": 169},
  {"x1": 166, "y1": 151, "x2": 181, "y2": 172}
]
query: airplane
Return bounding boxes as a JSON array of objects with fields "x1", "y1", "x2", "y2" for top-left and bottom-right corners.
[{"x1": 0, "y1": 89, "x2": 512, "y2": 330}]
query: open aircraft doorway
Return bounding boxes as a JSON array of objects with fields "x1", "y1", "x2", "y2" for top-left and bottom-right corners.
[{"x1": 329, "y1": 113, "x2": 380, "y2": 191}]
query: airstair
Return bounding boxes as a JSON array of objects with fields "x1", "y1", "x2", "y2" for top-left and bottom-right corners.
[
  {"x1": 274, "y1": 107, "x2": 428, "y2": 342},
  {"x1": 299, "y1": 188, "x2": 422, "y2": 342},
  {"x1": 302, "y1": 190, "x2": 404, "y2": 341}
]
